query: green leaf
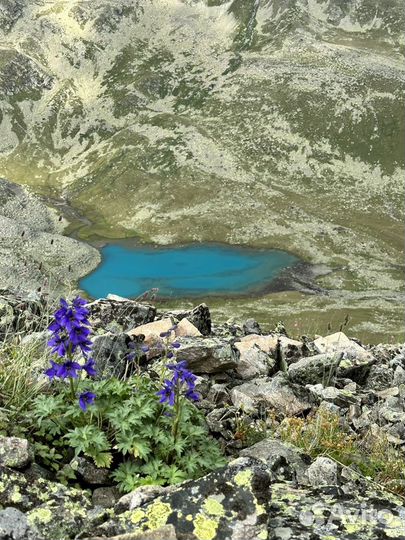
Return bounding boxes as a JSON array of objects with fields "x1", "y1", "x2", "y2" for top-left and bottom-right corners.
[{"x1": 92, "y1": 451, "x2": 113, "y2": 469}]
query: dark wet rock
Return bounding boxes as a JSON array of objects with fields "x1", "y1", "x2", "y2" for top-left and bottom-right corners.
[
  {"x1": 0, "y1": 437, "x2": 33, "y2": 469},
  {"x1": 88, "y1": 298, "x2": 156, "y2": 332},
  {"x1": 240, "y1": 438, "x2": 312, "y2": 486},
  {"x1": 174, "y1": 337, "x2": 238, "y2": 374},
  {"x1": 0, "y1": 507, "x2": 27, "y2": 540},
  {"x1": 165, "y1": 303, "x2": 212, "y2": 336},
  {"x1": 91, "y1": 457, "x2": 271, "y2": 540},
  {"x1": 91, "y1": 332, "x2": 134, "y2": 379},
  {"x1": 91, "y1": 486, "x2": 120, "y2": 508},
  {"x1": 73, "y1": 457, "x2": 110, "y2": 486},
  {"x1": 364, "y1": 364, "x2": 395, "y2": 391},
  {"x1": 231, "y1": 374, "x2": 314, "y2": 416},
  {"x1": 206, "y1": 407, "x2": 236, "y2": 440},
  {"x1": 243, "y1": 318, "x2": 262, "y2": 335}
]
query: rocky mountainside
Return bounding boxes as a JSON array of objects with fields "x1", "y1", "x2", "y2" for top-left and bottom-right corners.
[
  {"x1": 0, "y1": 294, "x2": 405, "y2": 539},
  {"x1": 0, "y1": 0, "x2": 404, "y2": 339},
  {"x1": 0, "y1": 178, "x2": 99, "y2": 293}
]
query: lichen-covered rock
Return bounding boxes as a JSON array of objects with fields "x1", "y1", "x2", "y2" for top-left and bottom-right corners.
[
  {"x1": 0, "y1": 437, "x2": 33, "y2": 470},
  {"x1": 268, "y1": 481, "x2": 405, "y2": 539},
  {"x1": 174, "y1": 337, "x2": 239, "y2": 374},
  {"x1": 90, "y1": 457, "x2": 271, "y2": 540},
  {"x1": 230, "y1": 374, "x2": 313, "y2": 416},
  {"x1": 288, "y1": 350, "x2": 375, "y2": 386},
  {"x1": 306, "y1": 457, "x2": 339, "y2": 488},
  {"x1": 240, "y1": 438, "x2": 312, "y2": 486},
  {"x1": 88, "y1": 298, "x2": 156, "y2": 332},
  {"x1": 0, "y1": 466, "x2": 92, "y2": 539}
]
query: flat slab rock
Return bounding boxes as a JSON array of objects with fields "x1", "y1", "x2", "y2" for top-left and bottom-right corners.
[
  {"x1": 174, "y1": 337, "x2": 239, "y2": 374},
  {"x1": 230, "y1": 374, "x2": 314, "y2": 416}
]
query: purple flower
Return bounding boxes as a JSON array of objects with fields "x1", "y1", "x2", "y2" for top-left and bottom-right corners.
[
  {"x1": 45, "y1": 360, "x2": 62, "y2": 380},
  {"x1": 83, "y1": 358, "x2": 96, "y2": 377},
  {"x1": 156, "y1": 379, "x2": 176, "y2": 406},
  {"x1": 159, "y1": 331, "x2": 170, "y2": 338},
  {"x1": 58, "y1": 361, "x2": 82, "y2": 379},
  {"x1": 185, "y1": 388, "x2": 200, "y2": 402},
  {"x1": 79, "y1": 391, "x2": 96, "y2": 411},
  {"x1": 167, "y1": 351, "x2": 174, "y2": 359},
  {"x1": 171, "y1": 342, "x2": 181, "y2": 349},
  {"x1": 141, "y1": 344, "x2": 149, "y2": 353},
  {"x1": 159, "y1": 361, "x2": 200, "y2": 404},
  {"x1": 47, "y1": 297, "x2": 92, "y2": 360}
]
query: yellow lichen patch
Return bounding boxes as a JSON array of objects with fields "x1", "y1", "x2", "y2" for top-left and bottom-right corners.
[
  {"x1": 193, "y1": 513, "x2": 219, "y2": 540},
  {"x1": 255, "y1": 503, "x2": 266, "y2": 516},
  {"x1": 203, "y1": 498, "x2": 225, "y2": 517},
  {"x1": 10, "y1": 486, "x2": 22, "y2": 503},
  {"x1": 234, "y1": 469, "x2": 253, "y2": 488},
  {"x1": 27, "y1": 507, "x2": 53, "y2": 526},
  {"x1": 385, "y1": 515, "x2": 405, "y2": 538},
  {"x1": 186, "y1": 514, "x2": 194, "y2": 521},
  {"x1": 342, "y1": 519, "x2": 367, "y2": 534},
  {"x1": 257, "y1": 531, "x2": 268, "y2": 540},
  {"x1": 130, "y1": 508, "x2": 145, "y2": 525},
  {"x1": 145, "y1": 501, "x2": 172, "y2": 530}
]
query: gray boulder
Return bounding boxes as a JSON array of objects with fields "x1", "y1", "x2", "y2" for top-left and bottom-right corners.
[
  {"x1": 240, "y1": 438, "x2": 312, "y2": 485},
  {"x1": 175, "y1": 337, "x2": 238, "y2": 374},
  {"x1": 243, "y1": 318, "x2": 262, "y2": 335},
  {"x1": 88, "y1": 298, "x2": 156, "y2": 332},
  {"x1": 306, "y1": 456, "x2": 339, "y2": 487},
  {"x1": 0, "y1": 437, "x2": 33, "y2": 469},
  {"x1": 230, "y1": 374, "x2": 313, "y2": 416}
]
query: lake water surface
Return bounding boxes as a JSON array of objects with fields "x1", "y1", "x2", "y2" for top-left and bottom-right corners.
[{"x1": 80, "y1": 244, "x2": 298, "y2": 299}]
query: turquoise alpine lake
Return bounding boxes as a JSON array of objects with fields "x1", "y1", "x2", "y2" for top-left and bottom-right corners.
[{"x1": 80, "y1": 244, "x2": 299, "y2": 299}]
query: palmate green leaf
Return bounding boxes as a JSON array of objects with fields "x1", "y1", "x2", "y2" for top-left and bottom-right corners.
[
  {"x1": 65, "y1": 425, "x2": 110, "y2": 456},
  {"x1": 114, "y1": 435, "x2": 151, "y2": 460},
  {"x1": 164, "y1": 465, "x2": 188, "y2": 485},
  {"x1": 92, "y1": 451, "x2": 113, "y2": 469},
  {"x1": 111, "y1": 461, "x2": 142, "y2": 493}
]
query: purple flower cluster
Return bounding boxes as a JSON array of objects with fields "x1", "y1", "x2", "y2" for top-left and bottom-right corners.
[
  {"x1": 48, "y1": 297, "x2": 92, "y2": 358},
  {"x1": 157, "y1": 360, "x2": 199, "y2": 406},
  {"x1": 44, "y1": 297, "x2": 96, "y2": 411}
]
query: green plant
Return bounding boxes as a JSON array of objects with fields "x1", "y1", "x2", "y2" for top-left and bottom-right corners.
[
  {"x1": 28, "y1": 374, "x2": 226, "y2": 492},
  {"x1": 0, "y1": 338, "x2": 48, "y2": 434},
  {"x1": 278, "y1": 409, "x2": 405, "y2": 496}
]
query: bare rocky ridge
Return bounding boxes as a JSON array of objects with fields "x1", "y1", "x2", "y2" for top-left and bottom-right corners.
[
  {"x1": 1, "y1": 292, "x2": 404, "y2": 539},
  {"x1": 0, "y1": 178, "x2": 100, "y2": 293}
]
